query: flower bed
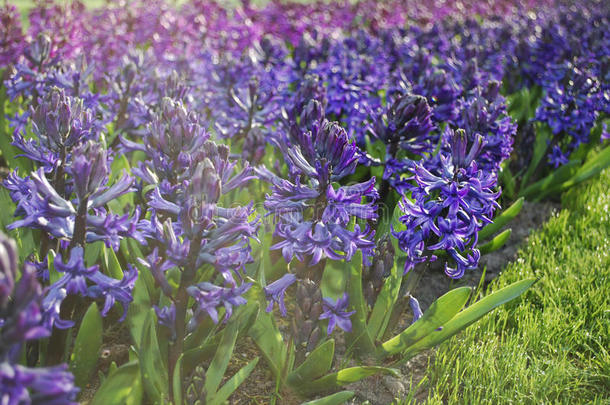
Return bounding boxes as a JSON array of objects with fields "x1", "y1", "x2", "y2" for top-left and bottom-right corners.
[{"x1": 0, "y1": 1, "x2": 608, "y2": 403}]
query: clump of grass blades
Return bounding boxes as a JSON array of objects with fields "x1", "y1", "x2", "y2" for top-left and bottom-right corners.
[{"x1": 413, "y1": 168, "x2": 610, "y2": 405}]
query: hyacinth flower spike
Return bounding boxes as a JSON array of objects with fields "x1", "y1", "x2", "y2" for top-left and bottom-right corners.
[{"x1": 0, "y1": 233, "x2": 79, "y2": 404}]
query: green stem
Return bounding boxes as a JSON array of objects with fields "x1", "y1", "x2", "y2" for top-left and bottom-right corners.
[{"x1": 168, "y1": 234, "x2": 202, "y2": 404}]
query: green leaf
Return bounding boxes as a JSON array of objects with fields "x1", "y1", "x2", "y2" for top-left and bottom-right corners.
[
  {"x1": 204, "y1": 316, "x2": 240, "y2": 399},
  {"x1": 521, "y1": 123, "x2": 551, "y2": 188},
  {"x1": 127, "y1": 271, "x2": 152, "y2": 349},
  {"x1": 85, "y1": 241, "x2": 103, "y2": 268},
  {"x1": 210, "y1": 357, "x2": 260, "y2": 405},
  {"x1": 558, "y1": 144, "x2": 610, "y2": 192},
  {"x1": 69, "y1": 303, "x2": 103, "y2": 389},
  {"x1": 519, "y1": 160, "x2": 581, "y2": 201},
  {"x1": 102, "y1": 245, "x2": 124, "y2": 279},
  {"x1": 401, "y1": 278, "x2": 536, "y2": 360},
  {"x1": 172, "y1": 355, "x2": 183, "y2": 405},
  {"x1": 321, "y1": 259, "x2": 348, "y2": 300},
  {"x1": 479, "y1": 229, "x2": 512, "y2": 255},
  {"x1": 0, "y1": 189, "x2": 35, "y2": 261},
  {"x1": 367, "y1": 261, "x2": 402, "y2": 341},
  {"x1": 287, "y1": 340, "x2": 335, "y2": 387},
  {"x1": 182, "y1": 333, "x2": 222, "y2": 377},
  {"x1": 249, "y1": 310, "x2": 287, "y2": 380},
  {"x1": 46, "y1": 250, "x2": 60, "y2": 285},
  {"x1": 301, "y1": 391, "x2": 356, "y2": 405},
  {"x1": 479, "y1": 197, "x2": 523, "y2": 241},
  {"x1": 123, "y1": 238, "x2": 157, "y2": 300},
  {"x1": 499, "y1": 165, "x2": 516, "y2": 200},
  {"x1": 0, "y1": 90, "x2": 32, "y2": 173},
  {"x1": 377, "y1": 287, "x2": 471, "y2": 358},
  {"x1": 91, "y1": 361, "x2": 143, "y2": 405},
  {"x1": 139, "y1": 309, "x2": 169, "y2": 404},
  {"x1": 296, "y1": 366, "x2": 398, "y2": 396},
  {"x1": 344, "y1": 251, "x2": 376, "y2": 355}
]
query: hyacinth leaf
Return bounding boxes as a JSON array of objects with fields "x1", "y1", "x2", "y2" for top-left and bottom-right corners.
[
  {"x1": 100, "y1": 361, "x2": 119, "y2": 384},
  {"x1": 507, "y1": 86, "x2": 540, "y2": 123},
  {"x1": 172, "y1": 355, "x2": 183, "y2": 405},
  {"x1": 108, "y1": 156, "x2": 134, "y2": 212},
  {"x1": 377, "y1": 191, "x2": 403, "y2": 241},
  {"x1": 295, "y1": 366, "x2": 399, "y2": 396},
  {"x1": 204, "y1": 314, "x2": 240, "y2": 401},
  {"x1": 0, "y1": 91, "x2": 32, "y2": 172},
  {"x1": 91, "y1": 361, "x2": 143, "y2": 405},
  {"x1": 506, "y1": 88, "x2": 527, "y2": 122},
  {"x1": 557, "y1": 144, "x2": 610, "y2": 193},
  {"x1": 210, "y1": 357, "x2": 260, "y2": 405},
  {"x1": 367, "y1": 260, "x2": 402, "y2": 341},
  {"x1": 377, "y1": 287, "x2": 472, "y2": 358},
  {"x1": 400, "y1": 278, "x2": 536, "y2": 362},
  {"x1": 184, "y1": 315, "x2": 219, "y2": 352},
  {"x1": 301, "y1": 391, "x2": 356, "y2": 405},
  {"x1": 127, "y1": 270, "x2": 152, "y2": 349},
  {"x1": 85, "y1": 241, "x2": 103, "y2": 268},
  {"x1": 519, "y1": 160, "x2": 581, "y2": 200},
  {"x1": 479, "y1": 197, "x2": 524, "y2": 241},
  {"x1": 182, "y1": 333, "x2": 222, "y2": 377},
  {"x1": 287, "y1": 339, "x2": 335, "y2": 386},
  {"x1": 69, "y1": 302, "x2": 103, "y2": 389},
  {"x1": 345, "y1": 250, "x2": 376, "y2": 355},
  {"x1": 46, "y1": 250, "x2": 60, "y2": 285},
  {"x1": 124, "y1": 238, "x2": 157, "y2": 299},
  {"x1": 479, "y1": 229, "x2": 512, "y2": 255},
  {"x1": 321, "y1": 259, "x2": 348, "y2": 299},
  {"x1": 499, "y1": 164, "x2": 517, "y2": 200},
  {"x1": 140, "y1": 309, "x2": 169, "y2": 404},
  {"x1": 0, "y1": 189, "x2": 34, "y2": 261},
  {"x1": 102, "y1": 245, "x2": 124, "y2": 279},
  {"x1": 521, "y1": 123, "x2": 551, "y2": 187},
  {"x1": 249, "y1": 309, "x2": 288, "y2": 380},
  {"x1": 183, "y1": 303, "x2": 258, "y2": 377}
]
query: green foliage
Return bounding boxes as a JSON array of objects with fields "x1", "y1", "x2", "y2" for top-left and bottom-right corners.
[
  {"x1": 377, "y1": 287, "x2": 472, "y2": 358},
  {"x1": 249, "y1": 309, "x2": 291, "y2": 381},
  {"x1": 210, "y1": 357, "x2": 260, "y2": 405},
  {"x1": 478, "y1": 228, "x2": 511, "y2": 255},
  {"x1": 287, "y1": 340, "x2": 335, "y2": 386},
  {"x1": 478, "y1": 197, "x2": 523, "y2": 241},
  {"x1": 301, "y1": 391, "x2": 356, "y2": 405},
  {"x1": 139, "y1": 310, "x2": 169, "y2": 404},
  {"x1": 419, "y1": 169, "x2": 610, "y2": 404},
  {"x1": 204, "y1": 315, "x2": 241, "y2": 400},
  {"x1": 295, "y1": 366, "x2": 399, "y2": 397},
  {"x1": 367, "y1": 259, "x2": 402, "y2": 341},
  {"x1": 69, "y1": 302, "x2": 103, "y2": 389},
  {"x1": 344, "y1": 251, "x2": 376, "y2": 354},
  {"x1": 91, "y1": 361, "x2": 143, "y2": 405}
]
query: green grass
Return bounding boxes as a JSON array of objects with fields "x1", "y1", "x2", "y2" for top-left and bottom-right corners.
[{"x1": 412, "y1": 169, "x2": 610, "y2": 404}]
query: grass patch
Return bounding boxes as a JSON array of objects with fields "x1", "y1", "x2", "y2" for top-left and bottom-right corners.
[{"x1": 413, "y1": 169, "x2": 610, "y2": 404}]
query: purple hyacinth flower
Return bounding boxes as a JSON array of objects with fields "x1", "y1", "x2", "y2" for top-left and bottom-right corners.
[
  {"x1": 45, "y1": 247, "x2": 138, "y2": 326},
  {"x1": 319, "y1": 293, "x2": 356, "y2": 335},
  {"x1": 0, "y1": 233, "x2": 79, "y2": 402},
  {"x1": 154, "y1": 303, "x2": 176, "y2": 333},
  {"x1": 409, "y1": 295, "x2": 423, "y2": 324},
  {"x1": 601, "y1": 124, "x2": 609, "y2": 142},
  {"x1": 264, "y1": 273, "x2": 297, "y2": 316},
  {"x1": 0, "y1": 362, "x2": 79, "y2": 404},
  {"x1": 0, "y1": 235, "x2": 18, "y2": 305},
  {"x1": 187, "y1": 282, "x2": 251, "y2": 326}
]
